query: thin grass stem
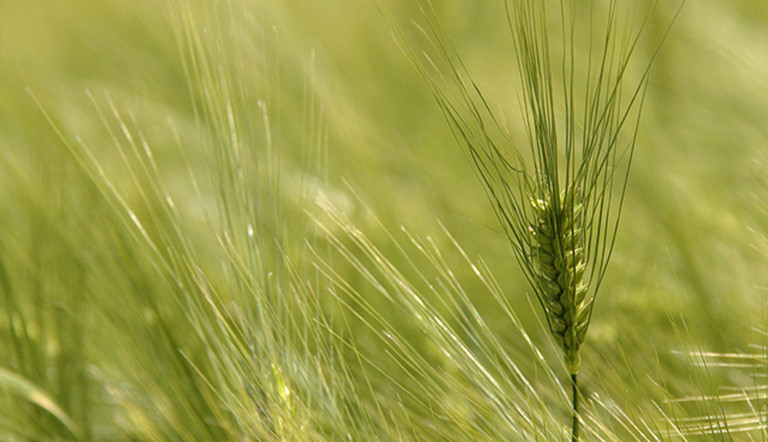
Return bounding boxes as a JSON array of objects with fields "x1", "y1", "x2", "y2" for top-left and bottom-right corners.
[{"x1": 571, "y1": 373, "x2": 580, "y2": 442}]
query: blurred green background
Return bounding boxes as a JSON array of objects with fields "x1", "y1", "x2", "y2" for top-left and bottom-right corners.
[{"x1": 1, "y1": 0, "x2": 768, "y2": 439}]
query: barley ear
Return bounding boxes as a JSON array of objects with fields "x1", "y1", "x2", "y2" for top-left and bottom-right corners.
[{"x1": 532, "y1": 189, "x2": 591, "y2": 375}]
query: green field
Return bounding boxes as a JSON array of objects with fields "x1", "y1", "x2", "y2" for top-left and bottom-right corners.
[{"x1": 1, "y1": 0, "x2": 767, "y2": 440}]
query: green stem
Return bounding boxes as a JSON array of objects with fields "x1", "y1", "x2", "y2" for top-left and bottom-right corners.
[{"x1": 571, "y1": 373, "x2": 580, "y2": 442}]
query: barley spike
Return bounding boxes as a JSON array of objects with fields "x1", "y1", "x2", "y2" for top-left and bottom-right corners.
[{"x1": 531, "y1": 189, "x2": 592, "y2": 375}]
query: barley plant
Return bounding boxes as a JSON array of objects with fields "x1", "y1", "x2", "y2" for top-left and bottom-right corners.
[
  {"x1": 4, "y1": 0, "x2": 768, "y2": 440},
  {"x1": 402, "y1": 0, "x2": 678, "y2": 439}
]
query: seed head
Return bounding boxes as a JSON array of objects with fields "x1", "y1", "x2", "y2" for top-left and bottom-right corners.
[{"x1": 531, "y1": 189, "x2": 592, "y2": 374}]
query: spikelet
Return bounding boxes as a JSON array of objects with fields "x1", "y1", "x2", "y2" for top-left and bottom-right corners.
[{"x1": 531, "y1": 189, "x2": 592, "y2": 375}]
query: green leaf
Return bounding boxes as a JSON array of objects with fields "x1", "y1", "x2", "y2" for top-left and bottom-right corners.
[{"x1": 0, "y1": 366, "x2": 80, "y2": 439}]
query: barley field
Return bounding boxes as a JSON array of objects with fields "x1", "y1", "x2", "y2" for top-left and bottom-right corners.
[{"x1": 1, "y1": 0, "x2": 767, "y2": 440}]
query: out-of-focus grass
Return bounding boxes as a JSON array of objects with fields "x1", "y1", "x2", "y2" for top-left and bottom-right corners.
[{"x1": 2, "y1": 0, "x2": 768, "y2": 439}]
